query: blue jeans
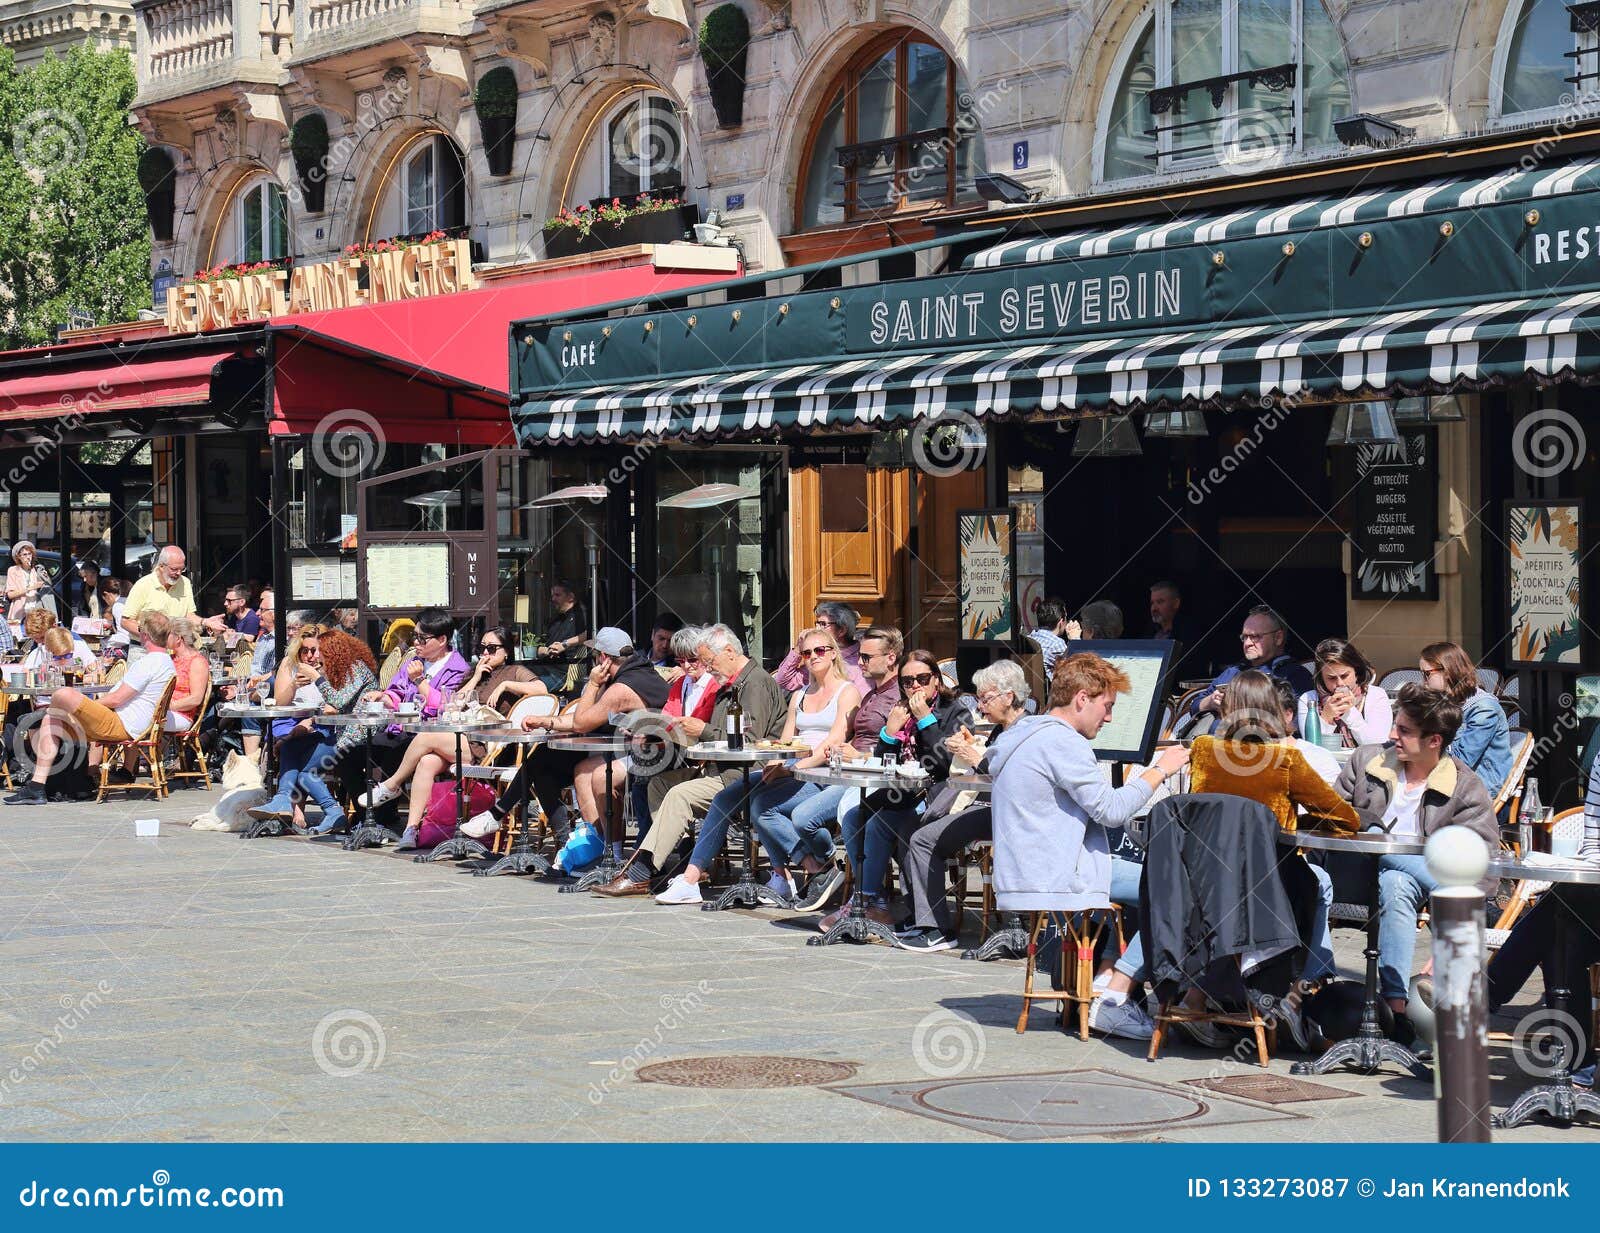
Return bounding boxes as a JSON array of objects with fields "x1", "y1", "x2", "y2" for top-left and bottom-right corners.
[
  {"x1": 790, "y1": 783, "x2": 850, "y2": 863},
  {"x1": 1377, "y1": 852, "x2": 1438, "y2": 1001},
  {"x1": 1304, "y1": 858, "x2": 1336, "y2": 982},
  {"x1": 750, "y1": 777, "x2": 821, "y2": 868},
  {"x1": 842, "y1": 801, "x2": 922, "y2": 903},
  {"x1": 686, "y1": 777, "x2": 756, "y2": 871},
  {"x1": 270, "y1": 736, "x2": 341, "y2": 818},
  {"x1": 1109, "y1": 857, "x2": 1148, "y2": 982}
]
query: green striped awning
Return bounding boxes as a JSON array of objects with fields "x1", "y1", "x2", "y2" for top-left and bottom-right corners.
[
  {"x1": 520, "y1": 290, "x2": 1600, "y2": 443},
  {"x1": 962, "y1": 159, "x2": 1600, "y2": 269}
]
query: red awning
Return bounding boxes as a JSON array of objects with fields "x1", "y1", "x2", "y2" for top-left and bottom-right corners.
[
  {"x1": 267, "y1": 324, "x2": 511, "y2": 447},
  {"x1": 0, "y1": 345, "x2": 250, "y2": 423},
  {"x1": 278, "y1": 262, "x2": 723, "y2": 398}
]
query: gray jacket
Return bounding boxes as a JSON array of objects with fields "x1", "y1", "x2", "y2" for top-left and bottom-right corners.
[
  {"x1": 989, "y1": 713, "x2": 1154, "y2": 912},
  {"x1": 1335, "y1": 745, "x2": 1500, "y2": 895}
]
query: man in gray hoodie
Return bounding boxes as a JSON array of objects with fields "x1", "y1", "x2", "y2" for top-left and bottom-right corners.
[{"x1": 990, "y1": 652, "x2": 1189, "y2": 1039}]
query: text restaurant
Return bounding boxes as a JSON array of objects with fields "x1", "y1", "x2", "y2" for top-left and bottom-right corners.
[{"x1": 512, "y1": 129, "x2": 1600, "y2": 803}]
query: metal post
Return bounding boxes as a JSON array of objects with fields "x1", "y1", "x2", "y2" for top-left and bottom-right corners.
[{"x1": 1425, "y1": 825, "x2": 1493, "y2": 1143}]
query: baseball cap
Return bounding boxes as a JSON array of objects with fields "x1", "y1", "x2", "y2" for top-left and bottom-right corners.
[{"x1": 586, "y1": 627, "x2": 634, "y2": 657}]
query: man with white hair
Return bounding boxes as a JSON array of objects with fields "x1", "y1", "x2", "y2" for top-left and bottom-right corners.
[
  {"x1": 120, "y1": 546, "x2": 196, "y2": 647},
  {"x1": 600, "y1": 624, "x2": 784, "y2": 901}
]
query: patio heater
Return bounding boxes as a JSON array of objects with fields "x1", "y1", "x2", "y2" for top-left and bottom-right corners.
[
  {"x1": 522, "y1": 484, "x2": 608, "y2": 628},
  {"x1": 657, "y1": 483, "x2": 759, "y2": 628}
]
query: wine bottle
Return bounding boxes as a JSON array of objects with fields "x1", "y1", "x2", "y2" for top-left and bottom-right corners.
[{"x1": 726, "y1": 687, "x2": 744, "y2": 751}]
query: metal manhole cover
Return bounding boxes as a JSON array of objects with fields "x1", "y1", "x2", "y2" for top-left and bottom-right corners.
[
  {"x1": 833, "y1": 1068, "x2": 1295, "y2": 1140},
  {"x1": 1186, "y1": 1074, "x2": 1356, "y2": 1104},
  {"x1": 636, "y1": 1056, "x2": 859, "y2": 1089}
]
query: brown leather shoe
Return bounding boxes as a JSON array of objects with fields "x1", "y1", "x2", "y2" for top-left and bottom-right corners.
[{"x1": 593, "y1": 873, "x2": 651, "y2": 897}]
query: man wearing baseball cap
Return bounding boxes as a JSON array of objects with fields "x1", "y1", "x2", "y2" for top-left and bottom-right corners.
[{"x1": 465, "y1": 626, "x2": 668, "y2": 867}]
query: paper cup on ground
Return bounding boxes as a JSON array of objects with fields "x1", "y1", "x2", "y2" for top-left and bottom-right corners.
[{"x1": 134, "y1": 818, "x2": 160, "y2": 837}]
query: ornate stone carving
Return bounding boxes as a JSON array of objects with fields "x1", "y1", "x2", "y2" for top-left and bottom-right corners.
[
  {"x1": 589, "y1": 10, "x2": 618, "y2": 65},
  {"x1": 214, "y1": 107, "x2": 238, "y2": 153}
]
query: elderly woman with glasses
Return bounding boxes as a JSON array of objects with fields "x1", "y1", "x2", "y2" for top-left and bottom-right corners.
[
  {"x1": 820, "y1": 648, "x2": 972, "y2": 934},
  {"x1": 773, "y1": 601, "x2": 866, "y2": 692}
]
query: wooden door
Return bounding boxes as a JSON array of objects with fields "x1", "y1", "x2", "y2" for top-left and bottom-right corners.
[
  {"x1": 911, "y1": 468, "x2": 986, "y2": 656},
  {"x1": 789, "y1": 465, "x2": 910, "y2": 644}
]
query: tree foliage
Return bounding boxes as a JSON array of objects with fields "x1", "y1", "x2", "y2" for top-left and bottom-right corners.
[{"x1": 0, "y1": 42, "x2": 151, "y2": 349}]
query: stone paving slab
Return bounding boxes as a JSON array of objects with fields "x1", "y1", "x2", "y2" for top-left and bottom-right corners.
[{"x1": 0, "y1": 788, "x2": 1590, "y2": 1142}]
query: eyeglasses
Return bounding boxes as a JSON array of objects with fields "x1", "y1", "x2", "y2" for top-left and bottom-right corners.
[
  {"x1": 975, "y1": 691, "x2": 1003, "y2": 706},
  {"x1": 815, "y1": 618, "x2": 840, "y2": 628},
  {"x1": 802, "y1": 646, "x2": 833, "y2": 658},
  {"x1": 900, "y1": 672, "x2": 935, "y2": 688},
  {"x1": 418, "y1": 633, "x2": 445, "y2": 644},
  {"x1": 1240, "y1": 630, "x2": 1276, "y2": 643}
]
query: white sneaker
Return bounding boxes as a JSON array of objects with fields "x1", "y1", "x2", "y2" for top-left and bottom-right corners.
[
  {"x1": 1088, "y1": 995, "x2": 1155, "y2": 1041},
  {"x1": 357, "y1": 781, "x2": 399, "y2": 809},
  {"x1": 654, "y1": 874, "x2": 703, "y2": 905},
  {"x1": 462, "y1": 810, "x2": 500, "y2": 840}
]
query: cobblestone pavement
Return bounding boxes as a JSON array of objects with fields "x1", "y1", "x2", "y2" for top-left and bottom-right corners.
[{"x1": 0, "y1": 787, "x2": 1586, "y2": 1142}]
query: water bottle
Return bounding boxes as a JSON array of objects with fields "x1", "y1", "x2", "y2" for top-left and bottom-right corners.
[
  {"x1": 1518, "y1": 777, "x2": 1540, "y2": 856},
  {"x1": 1303, "y1": 700, "x2": 1323, "y2": 747},
  {"x1": 829, "y1": 745, "x2": 843, "y2": 774}
]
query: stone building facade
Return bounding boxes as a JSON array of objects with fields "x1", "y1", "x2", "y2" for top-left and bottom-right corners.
[{"x1": 1, "y1": 0, "x2": 134, "y2": 68}]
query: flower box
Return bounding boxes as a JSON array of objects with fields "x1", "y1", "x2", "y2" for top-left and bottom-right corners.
[{"x1": 543, "y1": 202, "x2": 700, "y2": 260}]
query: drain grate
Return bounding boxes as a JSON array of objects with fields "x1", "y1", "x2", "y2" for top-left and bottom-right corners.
[
  {"x1": 1186, "y1": 1074, "x2": 1356, "y2": 1105},
  {"x1": 636, "y1": 1056, "x2": 859, "y2": 1089}
]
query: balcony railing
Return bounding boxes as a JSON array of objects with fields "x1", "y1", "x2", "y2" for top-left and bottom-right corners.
[
  {"x1": 291, "y1": 0, "x2": 473, "y2": 64},
  {"x1": 831, "y1": 126, "x2": 958, "y2": 220},
  {"x1": 134, "y1": 0, "x2": 287, "y2": 104}
]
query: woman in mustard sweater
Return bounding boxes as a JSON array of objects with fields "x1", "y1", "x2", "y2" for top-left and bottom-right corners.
[{"x1": 1189, "y1": 669, "x2": 1358, "y2": 997}]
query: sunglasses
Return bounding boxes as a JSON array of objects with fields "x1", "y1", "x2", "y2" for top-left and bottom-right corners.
[
  {"x1": 418, "y1": 633, "x2": 446, "y2": 644},
  {"x1": 900, "y1": 672, "x2": 935, "y2": 688},
  {"x1": 802, "y1": 646, "x2": 833, "y2": 658},
  {"x1": 478, "y1": 642, "x2": 504, "y2": 652}
]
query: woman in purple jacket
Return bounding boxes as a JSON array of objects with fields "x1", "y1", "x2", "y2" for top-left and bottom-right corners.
[{"x1": 362, "y1": 609, "x2": 469, "y2": 828}]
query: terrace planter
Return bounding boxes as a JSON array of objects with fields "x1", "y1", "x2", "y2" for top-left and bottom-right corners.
[{"x1": 542, "y1": 202, "x2": 700, "y2": 260}]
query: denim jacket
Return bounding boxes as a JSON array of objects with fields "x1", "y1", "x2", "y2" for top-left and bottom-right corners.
[{"x1": 1449, "y1": 688, "x2": 1513, "y2": 799}]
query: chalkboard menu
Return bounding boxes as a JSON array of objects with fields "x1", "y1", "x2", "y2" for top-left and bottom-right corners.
[{"x1": 1350, "y1": 428, "x2": 1438, "y2": 601}]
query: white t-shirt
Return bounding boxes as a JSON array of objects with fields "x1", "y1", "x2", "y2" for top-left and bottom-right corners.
[
  {"x1": 107, "y1": 600, "x2": 129, "y2": 646},
  {"x1": 1383, "y1": 777, "x2": 1429, "y2": 838},
  {"x1": 115, "y1": 650, "x2": 176, "y2": 737},
  {"x1": 1289, "y1": 738, "x2": 1341, "y2": 785}
]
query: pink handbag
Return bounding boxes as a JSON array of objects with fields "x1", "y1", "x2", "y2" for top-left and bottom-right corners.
[{"x1": 416, "y1": 780, "x2": 498, "y2": 847}]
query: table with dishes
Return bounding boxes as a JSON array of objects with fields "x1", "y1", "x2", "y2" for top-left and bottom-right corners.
[
  {"x1": 793, "y1": 755, "x2": 926, "y2": 943},
  {"x1": 687, "y1": 740, "x2": 815, "y2": 912}
]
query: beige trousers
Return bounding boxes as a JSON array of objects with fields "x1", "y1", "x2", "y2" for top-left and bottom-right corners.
[{"x1": 640, "y1": 768, "x2": 738, "y2": 866}]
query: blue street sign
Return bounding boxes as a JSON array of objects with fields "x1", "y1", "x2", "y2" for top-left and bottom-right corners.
[
  {"x1": 1013, "y1": 141, "x2": 1029, "y2": 170},
  {"x1": 726, "y1": 193, "x2": 745, "y2": 211}
]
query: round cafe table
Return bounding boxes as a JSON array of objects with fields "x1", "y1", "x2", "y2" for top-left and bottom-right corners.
[
  {"x1": 549, "y1": 734, "x2": 633, "y2": 892},
  {"x1": 216, "y1": 703, "x2": 321, "y2": 838},
  {"x1": 314, "y1": 712, "x2": 387, "y2": 848},
  {"x1": 4, "y1": 681, "x2": 113, "y2": 699},
  {"x1": 793, "y1": 760, "x2": 919, "y2": 945},
  {"x1": 471, "y1": 728, "x2": 554, "y2": 878},
  {"x1": 688, "y1": 742, "x2": 814, "y2": 911},
  {"x1": 1284, "y1": 826, "x2": 1432, "y2": 1081},
  {"x1": 1486, "y1": 854, "x2": 1600, "y2": 1129},
  {"x1": 402, "y1": 717, "x2": 518, "y2": 863}
]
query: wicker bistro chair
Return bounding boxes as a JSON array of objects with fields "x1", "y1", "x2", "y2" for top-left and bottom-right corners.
[
  {"x1": 166, "y1": 674, "x2": 214, "y2": 787},
  {"x1": 1017, "y1": 907, "x2": 1126, "y2": 1040},
  {"x1": 457, "y1": 695, "x2": 567, "y2": 853},
  {"x1": 94, "y1": 676, "x2": 178, "y2": 802}
]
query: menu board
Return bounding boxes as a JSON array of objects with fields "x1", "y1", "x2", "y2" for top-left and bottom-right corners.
[
  {"x1": 957, "y1": 509, "x2": 1016, "y2": 645},
  {"x1": 367, "y1": 543, "x2": 451, "y2": 610},
  {"x1": 1070, "y1": 639, "x2": 1176, "y2": 764},
  {"x1": 291, "y1": 556, "x2": 358, "y2": 602},
  {"x1": 1350, "y1": 428, "x2": 1438, "y2": 601},
  {"x1": 1507, "y1": 501, "x2": 1583, "y2": 668}
]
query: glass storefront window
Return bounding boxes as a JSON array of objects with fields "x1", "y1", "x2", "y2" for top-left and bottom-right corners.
[{"x1": 655, "y1": 452, "x2": 770, "y2": 663}]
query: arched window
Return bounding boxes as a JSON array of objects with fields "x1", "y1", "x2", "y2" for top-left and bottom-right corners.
[
  {"x1": 232, "y1": 177, "x2": 288, "y2": 263},
  {"x1": 1498, "y1": 0, "x2": 1596, "y2": 119},
  {"x1": 1098, "y1": 1, "x2": 1351, "y2": 183},
  {"x1": 797, "y1": 31, "x2": 983, "y2": 229},
  {"x1": 605, "y1": 95, "x2": 683, "y2": 197},
  {"x1": 402, "y1": 134, "x2": 467, "y2": 235}
]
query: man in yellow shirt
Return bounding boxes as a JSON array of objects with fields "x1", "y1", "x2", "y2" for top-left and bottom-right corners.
[{"x1": 121, "y1": 546, "x2": 196, "y2": 639}]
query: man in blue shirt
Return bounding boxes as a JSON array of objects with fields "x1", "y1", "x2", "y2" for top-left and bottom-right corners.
[
  {"x1": 1188, "y1": 604, "x2": 1314, "y2": 718},
  {"x1": 1025, "y1": 596, "x2": 1069, "y2": 679}
]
